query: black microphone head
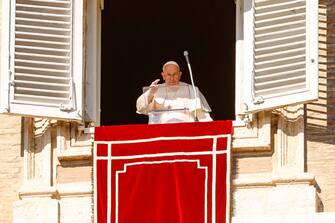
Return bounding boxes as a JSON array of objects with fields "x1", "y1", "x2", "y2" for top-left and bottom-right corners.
[{"x1": 183, "y1": 51, "x2": 189, "y2": 57}]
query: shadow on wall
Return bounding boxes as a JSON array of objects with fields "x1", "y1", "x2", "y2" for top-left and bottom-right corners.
[{"x1": 306, "y1": 1, "x2": 335, "y2": 145}]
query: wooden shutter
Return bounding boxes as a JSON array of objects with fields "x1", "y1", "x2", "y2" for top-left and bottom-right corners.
[
  {"x1": 0, "y1": 0, "x2": 7, "y2": 113},
  {"x1": 243, "y1": 0, "x2": 318, "y2": 113},
  {"x1": 0, "y1": 1, "x2": 2, "y2": 82},
  {"x1": 0, "y1": 1, "x2": 2, "y2": 59},
  {"x1": 3, "y1": 0, "x2": 83, "y2": 120}
]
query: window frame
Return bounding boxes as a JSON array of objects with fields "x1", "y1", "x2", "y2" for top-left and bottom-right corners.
[{"x1": 231, "y1": 0, "x2": 271, "y2": 151}]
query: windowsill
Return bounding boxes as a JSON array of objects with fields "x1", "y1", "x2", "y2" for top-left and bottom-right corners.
[
  {"x1": 86, "y1": 119, "x2": 246, "y2": 133},
  {"x1": 86, "y1": 113, "x2": 271, "y2": 154},
  {"x1": 232, "y1": 119, "x2": 246, "y2": 127}
]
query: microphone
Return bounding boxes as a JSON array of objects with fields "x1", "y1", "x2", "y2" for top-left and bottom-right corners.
[
  {"x1": 183, "y1": 50, "x2": 199, "y2": 121},
  {"x1": 183, "y1": 51, "x2": 190, "y2": 64}
]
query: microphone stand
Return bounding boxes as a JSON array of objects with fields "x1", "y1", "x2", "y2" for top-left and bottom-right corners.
[{"x1": 183, "y1": 51, "x2": 199, "y2": 121}]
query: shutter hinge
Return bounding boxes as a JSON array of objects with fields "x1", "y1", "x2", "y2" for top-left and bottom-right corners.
[
  {"x1": 252, "y1": 96, "x2": 264, "y2": 105},
  {"x1": 59, "y1": 103, "x2": 74, "y2": 112},
  {"x1": 9, "y1": 70, "x2": 14, "y2": 85},
  {"x1": 6, "y1": 68, "x2": 14, "y2": 112}
]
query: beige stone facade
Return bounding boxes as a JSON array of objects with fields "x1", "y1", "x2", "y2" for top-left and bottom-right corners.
[
  {"x1": 306, "y1": 0, "x2": 335, "y2": 212},
  {"x1": 0, "y1": 115, "x2": 22, "y2": 223},
  {"x1": 0, "y1": 1, "x2": 335, "y2": 223}
]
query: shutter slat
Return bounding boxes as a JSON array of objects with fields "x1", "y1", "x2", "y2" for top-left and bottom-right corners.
[
  {"x1": 255, "y1": 0, "x2": 303, "y2": 9},
  {"x1": 255, "y1": 83, "x2": 306, "y2": 97},
  {"x1": 14, "y1": 80, "x2": 69, "y2": 89},
  {"x1": 17, "y1": 0, "x2": 70, "y2": 5},
  {"x1": 16, "y1": 45, "x2": 70, "y2": 55},
  {"x1": 255, "y1": 48, "x2": 305, "y2": 62},
  {"x1": 14, "y1": 95, "x2": 69, "y2": 105},
  {"x1": 256, "y1": 21, "x2": 304, "y2": 35},
  {"x1": 15, "y1": 87, "x2": 69, "y2": 95},
  {"x1": 15, "y1": 58, "x2": 69, "y2": 67},
  {"x1": 16, "y1": 8, "x2": 71, "y2": 19},
  {"x1": 255, "y1": 75, "x2": 305, "y2": 89},
  {"x1": 15, "y1": 66, "x2": 69, "y2": 75},
  {"x1": 255, "y1": 68, "x2": 305, "y2": 82},
  {"x1": 255, "y1": 27, "x2": 305, "y2": 42},
  {"x1": 16, "y1": 30, "x2": 70, "y2": 40},
  {"x1": 255, "y1": 56, "x2": 305, "y2": 71},
  {"x1": 256, "y1": 62, "x2": 305, "y2": 77},
  {"x1": 15, "y1": 61, "x2": 69, "y2": 71},
  {"x1": 15, "y1": 73, "x2": 70, "y2": 82},
  {"x1": 255, "y1": 2, "x2": 305, "y2": 16},
  {"x1": 255, "y1": 54, "x2": 305, "y2": 69},
  {"x1": 15, "y1": 38, "x2": 71, "y2": 48},
  {"x1": 255, "y1": 42, "x2": 305, "y2": 57},
  {"x1": 255, "y1": 34, "x2": 305, "y2": 49},
  {"x1": 16, "y1": 3, "x2": 71, "y2": 12},
  {"x1": 16, "y1": 18, "x2": 71, "y2": 27},
  {"x1": 16, "y1": 52, "x2": 70, "y2": 63},
  {"x1": 253, "y1": 0, "x2": 307, "y2": 98},
  {"x1": 16, "y1": 24, "x2": 70, "y2": 35},
  {"x1": 255, "y1": 11, "x2": 305, "y2": 25},
  {"x1": 255, "y1": 14, "x2": 305, "y2": 29}
]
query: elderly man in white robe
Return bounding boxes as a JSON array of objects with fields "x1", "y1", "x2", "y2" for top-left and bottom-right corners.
[{"x1": 136, "y1": 61, "x2": 213, "y2": 124}]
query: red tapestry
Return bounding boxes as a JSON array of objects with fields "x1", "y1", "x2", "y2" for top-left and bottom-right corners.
[{"x1": 94, "y1": 121, "x2": 232, "y2": 223}]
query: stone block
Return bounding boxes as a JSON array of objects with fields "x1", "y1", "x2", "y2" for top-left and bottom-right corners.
[
  {"x1": 59, "y1": 197, "x2": 93, "y2": 223},
  {"x1": 13, "y1": 198, "x2": 59, "y2": 223}
]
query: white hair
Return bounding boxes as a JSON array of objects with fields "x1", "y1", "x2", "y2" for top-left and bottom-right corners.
[{"x1": 162, "y1": 61, "x2": 180, "y2": 71}]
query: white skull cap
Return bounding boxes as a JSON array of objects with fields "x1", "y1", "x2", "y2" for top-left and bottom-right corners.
[{"x1": 162, "y1": 61, "x2": 180, "y2": 71}]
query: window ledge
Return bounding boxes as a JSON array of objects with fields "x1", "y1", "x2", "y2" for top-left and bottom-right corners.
[
  {"x1": 232, "y1": 111, "x2": 272, "y2": 152},
  {"x1": 57, "y1": 146, "x2": 92, "y2": 161}
]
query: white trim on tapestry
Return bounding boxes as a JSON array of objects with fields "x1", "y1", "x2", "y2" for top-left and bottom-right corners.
[
  {"x1": 94, "y1": 134, "x2": 231, "y2": 145},
  {"x1": 94, "y1": 142, "x2": 98, "y2": 223},
  {"x1": 115, "y1": 160, "x2": 208, "y2": 223},
  {"x1": 107, "y1": 143, "x2": 112, "y2": 223},
  {"x1": 212, "y1": 137, "x2": 217, "y2": 223},
  {"x1": 226, "y1": 134, "x2": 232, "y2": 223}
]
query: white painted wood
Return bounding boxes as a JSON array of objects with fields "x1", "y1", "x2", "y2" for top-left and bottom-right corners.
[
  {"x1": 0, "y1": 0, "x2": 84, "y2": 120},
  {"x1": 85, "y1": 0, "x2": 101, "y2": 124},
  {"x1": 0, "y1": 1, "x2": 1, "y2": 73},
  {"x1": 0, "y1": 0, "x2": 10, "y2": 112},
  {"x1": 243, "y1": 0, "x2": 319, "y2": 113},
  {"x1": 235, "y1": 0, "x2": 245, "y2": 116}
]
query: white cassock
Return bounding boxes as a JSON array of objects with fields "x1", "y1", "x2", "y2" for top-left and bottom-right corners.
[{"x1": 136, "y1": 82, "x2": 213, "y2": 124}]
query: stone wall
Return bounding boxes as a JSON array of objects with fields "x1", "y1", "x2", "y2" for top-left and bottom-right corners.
[
  {"x1": 306, "y1": 0, "x2": 335, "y2": 212},
  {"x1": 11, "y1": 119, "x2": 93, "y2": 223},
  {"x1": 0, "y1": 115, "x2": 23, "y2": 223}
]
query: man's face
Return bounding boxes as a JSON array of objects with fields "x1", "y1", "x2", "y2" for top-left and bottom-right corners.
[{"x1": 161, "y1": 64, "x2": 182, "y2": 86}]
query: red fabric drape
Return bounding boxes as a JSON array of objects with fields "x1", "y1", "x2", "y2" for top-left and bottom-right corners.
[{"x1": 95, "y1": 120, "x2": 232, "y2": 223}]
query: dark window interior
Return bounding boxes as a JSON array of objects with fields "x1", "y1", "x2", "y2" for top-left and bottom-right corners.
[{"x1": 101, "y1": 0, "x2": 235, "y2": 125}]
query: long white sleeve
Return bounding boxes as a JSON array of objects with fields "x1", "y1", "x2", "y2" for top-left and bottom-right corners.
[
  {"x1": 136, "y1": 90, "x2": 154, "y2": 115},
  {"x1": 193, "y1": 109, "x2": 213, "y2": 122}
]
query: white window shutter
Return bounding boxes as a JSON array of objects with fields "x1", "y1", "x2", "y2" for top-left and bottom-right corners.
[
  {"x1": 243, "y1": 0, "x2": 318, "y2": 113},
  {"x1": 1, "y1": 0, "x2": 83, "y2": 120},
  {"x1": 0, "y1": 3, "x2": 2, "y2": 75}
]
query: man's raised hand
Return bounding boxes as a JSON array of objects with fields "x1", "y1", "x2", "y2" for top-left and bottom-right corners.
[{"x1": 149, "y1": 79, "x2": 160, "y2": 96}]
